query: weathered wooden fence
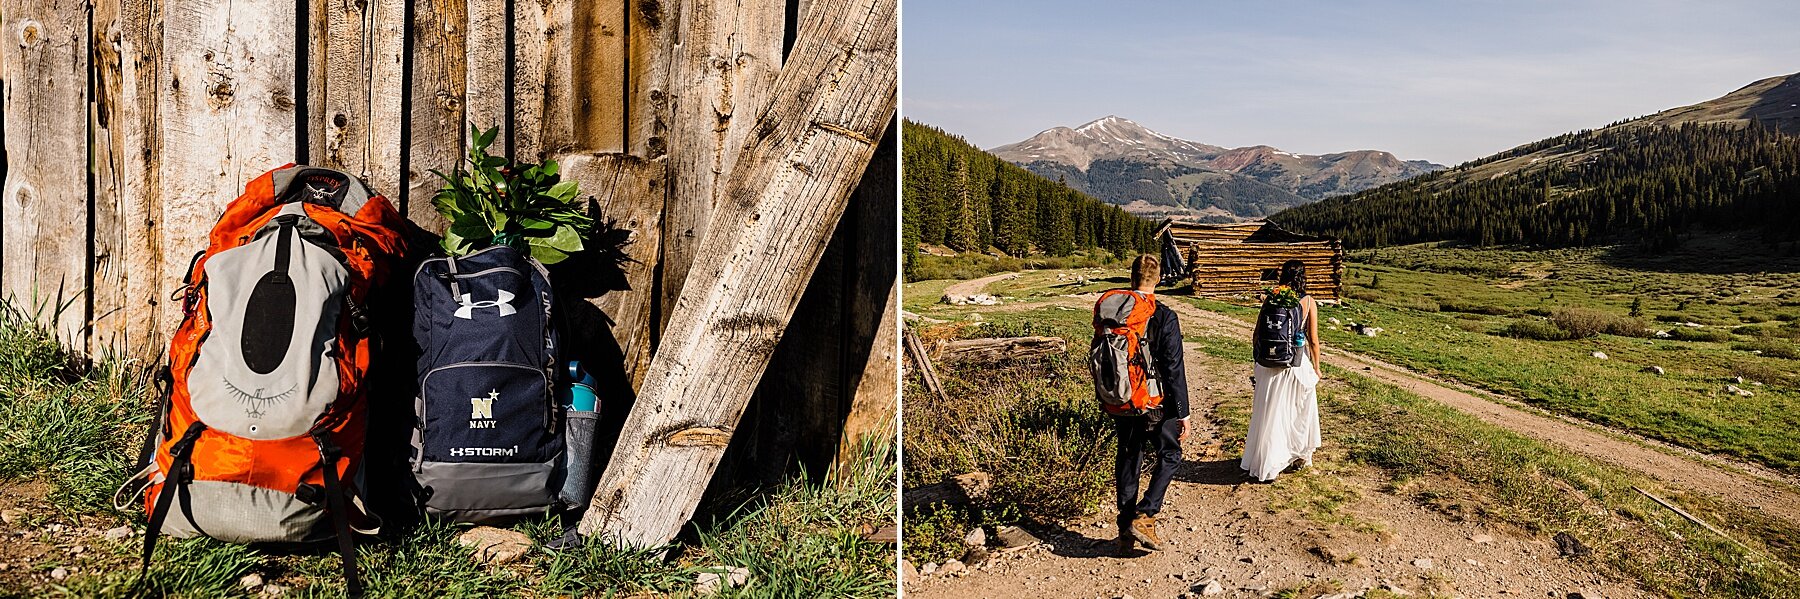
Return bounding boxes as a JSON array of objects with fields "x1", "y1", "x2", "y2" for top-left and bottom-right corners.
[{"x1": 2, "y1": 0, "x2": 896, "y2": 546}]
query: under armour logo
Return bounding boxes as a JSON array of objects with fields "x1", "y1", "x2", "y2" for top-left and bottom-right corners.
[
  {"x1": 455, "y1": 289, "x2": 516, "y2": 319},
  {"x1": 470, "y1": 389, "x2": 497, "y2": 428}
]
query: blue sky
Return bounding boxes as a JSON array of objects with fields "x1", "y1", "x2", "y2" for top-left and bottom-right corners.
[{"x1": 902, "y1": 0, "x2": 1800, "y2": 165}]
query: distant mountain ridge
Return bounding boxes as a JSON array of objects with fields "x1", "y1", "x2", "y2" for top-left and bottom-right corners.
[
  {"x1": 990, "y1": 116, "x2": 1444, "y2": 218},
  {"x1": 1271, "y1": 72, "x2": 1800, "y2": 250}
]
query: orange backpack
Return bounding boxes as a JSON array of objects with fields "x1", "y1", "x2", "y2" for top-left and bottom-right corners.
[
  {"x1": 116, "y1": 165, "x2": 406, "y2": 594},
  {"x1": 1090, "y1": 289, "x2": 1164, "y2": 416}
]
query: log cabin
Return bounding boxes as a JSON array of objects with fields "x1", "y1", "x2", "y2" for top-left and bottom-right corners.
[{"x1": 1160, "y1": 220, "x2": 1345, "y2": 302}]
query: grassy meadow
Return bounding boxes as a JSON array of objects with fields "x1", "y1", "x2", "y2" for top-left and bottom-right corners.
[
  {"x1": 0, "y1": 304, "x2": 895, "y2": 598},
  {"x1": 900, "y1": 288, "x2": 1800, "y2": 597}
]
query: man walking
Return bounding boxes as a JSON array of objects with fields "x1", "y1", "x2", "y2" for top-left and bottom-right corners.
[{"x1": 1097, "y1": 255, "x2": 1190, "y2": 555}]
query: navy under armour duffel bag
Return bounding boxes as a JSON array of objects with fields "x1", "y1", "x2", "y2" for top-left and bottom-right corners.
[{"x1": 410, "y1": 244, "x2": 566, "y2": 523}]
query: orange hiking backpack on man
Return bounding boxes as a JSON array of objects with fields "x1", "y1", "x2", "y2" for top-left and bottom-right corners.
[
  {"x1": 115, "y1": 165, "x2": 407, "y2": 595},
  {"x1": 1090, "y1": 289, "x2": 1164, "y2": 416}
]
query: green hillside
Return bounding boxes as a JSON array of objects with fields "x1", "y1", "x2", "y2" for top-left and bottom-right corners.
[{"x1": 902, "y1": 120, "x2": 1159, "y2": 279}]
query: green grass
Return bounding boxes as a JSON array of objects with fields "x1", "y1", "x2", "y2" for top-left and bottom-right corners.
[
  {"x1": 0, "y1": 304, "x2": 897, "y2": 598},
  {"x1": 1295, "y1": 244, "x2": 1800, "y2": 474},
  {"x1": 906, "y1": 250, "x2": 1127, "y2": 284}
]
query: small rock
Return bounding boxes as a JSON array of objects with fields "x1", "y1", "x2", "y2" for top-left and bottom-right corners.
[
  {"x1": 1237, "y1": 555, "x2": 1254, "y2": 564},
  {"x1": 961, "y1": 546, "x2": 990, "y2": 568},
  {"x1": 1472, "y1": 533, "x2": 1493, "y2": 544},
  {"x1": 1197, "y1": 579, "x2": 1224, "y2": 596},
  {"x1": 963, "y1": 527, "x2": 986, "y2": 547},
  {"x1": 103, "y1": 526, "x2": 132, "y2": 541},
  {"x1": 1642, "y1": 366, "x2": 1665, "y2": 375},
  {"x1": 1732, "y1": 376, "x2": 1746, "y2": 384},
  {"x1": 1726, "y1": 385, "x2": 1754, "y2": 397},
  {"x1": 921, "y1": 562, "x2": 938, "y2": 576},
  {"x1": 1654, "y1": 330, "x2": 1671, "y2": 338},
  {"x1": 455, "y1": 526, "x2": 533, "y2": 566},
  {"x1": 1329, "y1": 317, "x2": 1342, "y2": 325},
  {"x1": 1590, "y1": 351, "x2": 1608, "y2": 360},
  {"x1": 0, "y1": 509, "x2": 18, "y2": 525},
  {"x1": 1412, "y1": 558, "x2": 1433, "y2": 569},
  {"x1": 1554, "y1": 532, "x2": 1592, "y2": 558},
  {"x1": 240, "y1": 573, "x2": 265, "y2": 591},
  {"x1": 1568, "y1": 591, "x2": 1601, "y2": 599},
  {"x1": 50, "y1": 567, "x2": 68, "y2": 581},
  {"x1": 938, "y1": 559, "x2": 966, "y2": 577},
  {"x1": 68, "y1": 545, "x2": 85, "y2": 555},
  {"x1": 1683, "y1": 322, "x2": 1703, "y2": 328},
  {"x1": 261, "y1": 583, "x2": 287, "y2": 597},
  {"x1": 694, "y1": 565, "x2": 750, "y2": 595}
]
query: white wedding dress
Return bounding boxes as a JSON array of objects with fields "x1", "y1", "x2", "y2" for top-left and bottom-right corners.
[{"x1": 1242, "y1": 351, "x2": 1321, "y2": 482}]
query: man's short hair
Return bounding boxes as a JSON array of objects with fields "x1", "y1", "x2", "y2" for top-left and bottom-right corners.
[{"x1": 1131, "y1": 255, "x2": 1160, "y2": 289}]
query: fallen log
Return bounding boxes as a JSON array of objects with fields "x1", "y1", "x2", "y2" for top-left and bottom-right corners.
[
  {"x1": 933, "y1": 336, "x2": 1068, "y2": 364},
  {"x1": 904, "y1": 329, "x2": 952, "y2": 406}
]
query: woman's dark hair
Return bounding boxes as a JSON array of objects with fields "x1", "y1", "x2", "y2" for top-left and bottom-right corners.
[{"x1": 1279, "y1": 259, "x2": 1308, "y2": 297}]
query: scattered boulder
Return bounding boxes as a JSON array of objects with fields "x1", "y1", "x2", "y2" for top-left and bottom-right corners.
[
  {"x1": 963, "y1": 527, "x2": 986, "y2": 548},
  {"x1": 456, "y1": 526, "x2": 534, "y2": 566},
  {"x1": 1411, "y1": 557, "x2": 1434, "y2": 569},
  {"x1": 1683, "y1": 322, "x2": 1704, "y2": 328},
  {"x1": 50, "y1": 567, "x2": 68, "y2": 581},
  {"x1": 1731, "y1": 376, "x2": 1746, "y2": 384},
  {"x1": 1196, "y1": 579, "x2": 1224, "y2": 596},
  {"x1": 1471, "y1": 533, "x2": 1493, "y2": 544},
  {"x1": 900, "y1": 560, "x2": 917, "y2": 584},
  {"x1": 1590, "y1": 351, "x2": 1608, "y2": 360},
  {"x1": 1553, "y1": 531, "x2": 1592, "y2": 558},
  {"x1": 1654, "y1": 330, "x2": 1671, "y2": 338},
  {"x1": 0, "y1": 509, "x2": 18, "y2": 525},
  {"x1": 694, "y1": 566, "x2": 750, "y2": 595},
  {"x1": 240, "y1": 573, "x2": 265, "y2": 591},
  {"x1": 1642, "y1": 366, "x2": 1665, "y2": 375},
  {"x1": 920, "y1": 562, "x2": 938, "y2": 577},
  {"x1": 1726, "y1": 385, "x2": 1755, "y2": 397},
  {"x1": 938, "y1": 559, "x2": 966, "y2": 577},
  {"x1": 261, "y1": 584, "x2": 287, "y2": 597}
]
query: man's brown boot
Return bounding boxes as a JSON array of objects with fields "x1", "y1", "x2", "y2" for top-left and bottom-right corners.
[{"x1": 1130, "y1": 514, "x2": 1164, "y2": 551}]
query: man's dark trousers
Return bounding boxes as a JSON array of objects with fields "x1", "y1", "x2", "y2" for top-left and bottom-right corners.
[{"x1": 1114, "y1": 411, "x2": 1182, "y2": 528}]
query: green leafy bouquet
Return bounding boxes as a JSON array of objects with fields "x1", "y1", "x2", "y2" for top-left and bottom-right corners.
[{"x1": 431, "y1": 125, "x2": 591, "y2": 264}]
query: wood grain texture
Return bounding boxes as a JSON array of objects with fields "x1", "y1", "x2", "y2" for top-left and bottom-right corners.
[
  {"x1": 1, "y1": 0, "x2": 89, "y2": 346},
  {"x1": 512, "y1": 0, "x2": 576, "y2": 161},
  {"x1": 833, "y1": 283, "x2": 895, "y2": 474},
  {"x1": 657, "y1": 0, "x2": 785, "y2": 332},
  {"x1": 931, "y1": 336, "x2": 1067, "y2": 364},
  {"x1": 578, "y1": 0, "x2": 897, "y2": 546},
  {"x1": 320, "y1": 0, "x2": 406, "y2": 196},
  {"x1": 625, "y1": 0, "x2": 673, "y2": 159},
  {"x1": 569, "y1": 0, "x2": 627, "y2": 153},
  {"x1": 158, "y1": 0, "x2": 300, "y2": 332},
  {"x1": 561, "y1": 153, "x2": 664, "y2": 385},
  {"x1": 405, "y1": 0, "x2": 467, "y2": 232},
  {"x1": 463, "y1": 0, "x2": 506, "y2": 151},
  {"x1": 90, "y1": 0, "x2": 165, "y2": 357}
]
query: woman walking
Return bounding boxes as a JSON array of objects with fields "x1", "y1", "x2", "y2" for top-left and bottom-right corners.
[{"x1": 1242, "y1": 259, "x2": 1323, "y2": 482}]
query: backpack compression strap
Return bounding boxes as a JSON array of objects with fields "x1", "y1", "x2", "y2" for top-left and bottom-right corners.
[
  {"x1": 314, "y1": 430, "x2": 364, "y2": 597},
  {"x1": 136, "y1": 422, "x2": 207, "y2": 593}
]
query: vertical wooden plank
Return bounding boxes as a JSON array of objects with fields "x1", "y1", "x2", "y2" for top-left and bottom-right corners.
[
  {"x1": 512, "y1": 0, "x2": 569, "y2": 161},
  {"x1": 320, "y1": 0, "x2": 406, "y2": 196},
  {"x1": 581, "y1": 0, "x2": 897, "y2": 547},
  {"x1": 834, "y1": 284, "x2": 896, "y2": 473},
  {"x1": 464, "y1": 0, "x2": 506, "y2": 149},
  {"x1": 625, "y1": 0, "x2": 673, "y2": 158},
  {"x1": 91, "y1": 0, "x2": 165, "y2": 358},
  {"x1": 159, "y1": 0, "x2": 300, "y2": 331},
  {"x1": 406, "y1": 0, "x2": 467, "y2": 232},
  {"x1": 561, "y1": 154, "x2": 663, "y2": 384},
  {"x1": 1, "y1": 0, "x2": 89, "y2": 347},
  {"x1": 569, "y1": 0, "x2": 627, "y2": 153},
  {"x1": 657, "y1": 0, "x2": 785, "y2": 331}
]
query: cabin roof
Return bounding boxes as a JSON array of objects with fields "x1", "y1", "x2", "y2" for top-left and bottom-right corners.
[{"x1": 1158, "y1": 219, "x2": 1338, "y2": 245}]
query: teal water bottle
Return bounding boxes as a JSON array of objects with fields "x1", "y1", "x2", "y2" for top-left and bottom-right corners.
[{"x1": 558, "y1": 361, "x2": 601, "y2": 509}]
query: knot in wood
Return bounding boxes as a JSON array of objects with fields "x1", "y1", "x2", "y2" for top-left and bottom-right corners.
[
  {"x1": 270, "y1": 89, "x2": 294, "y2": 110},
  {"x1": 18, "y1": 20, "x2": 41, "y2": 46},
  {"x1": 666, "y1": 427, "x2": 731, "y2": 448},
  {"x1": 206, "y1": 74, "x2": 235, "y2": 108}
]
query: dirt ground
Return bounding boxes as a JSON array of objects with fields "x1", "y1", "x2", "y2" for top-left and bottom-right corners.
[{"x1": 906, "y1": 325, "x2": 1648, "y2": 599}]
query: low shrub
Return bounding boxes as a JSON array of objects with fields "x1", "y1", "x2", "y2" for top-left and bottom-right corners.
[
  {"x1": 1501, "y1": 318, "x2": 1574, "y2": 341},
  {"x1": 1438, "y1": 300, "x2": 1510, "y2": 316},
  {"x1": 1343, "y1": 287, "x2": 1388, "y2": 303},
  {"x1": 1549, "y1": 307, "x2": 1649, "y2": 338},
  {"x1": 1735, "y1": 362, "x2": 1798, "y2": 387},
  {"x1": 1733, "y1": 326, "x2": 1771, "y2": 337}
]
